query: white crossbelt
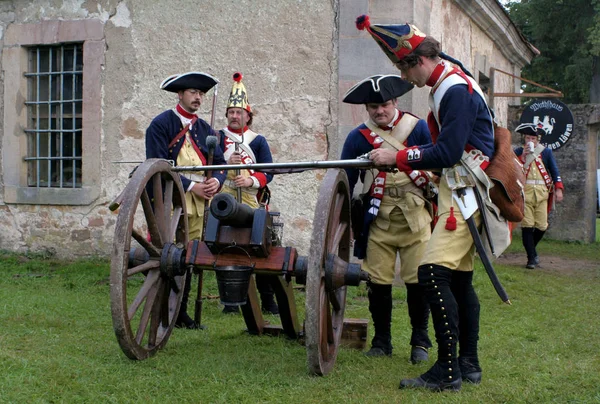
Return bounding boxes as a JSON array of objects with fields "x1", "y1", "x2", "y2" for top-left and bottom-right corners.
[
  {"x1": 224, "y1": 179, "x2": 258, "y2": 195},
  {"x1": 526, "y1": 179, "x2": 547, "y2": 185}
]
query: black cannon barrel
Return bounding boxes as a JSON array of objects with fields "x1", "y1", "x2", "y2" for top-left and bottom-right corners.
[{"x1": 210, "y1": 193, "x2": 255, "y2": 227}]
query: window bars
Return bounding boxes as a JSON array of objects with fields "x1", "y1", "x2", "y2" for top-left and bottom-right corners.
[{"x1": 24, "y1": 44, "x2": 83, "y2": 188}]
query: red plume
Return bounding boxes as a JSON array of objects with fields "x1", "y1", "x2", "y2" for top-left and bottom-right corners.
[
  {"x1": 233, "y1": 72, "x2": 243, "y2": 82},
  {"x1": 356, "y1": 15, "x2": 370, "y2": 31}
]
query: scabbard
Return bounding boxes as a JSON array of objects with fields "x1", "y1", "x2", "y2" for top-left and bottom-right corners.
[
  {"x1": 456, "y1": 188, "x2": 511, "y2": 305},
  {"x1": 472, "y1": 185, "x2": 495, "y2": 256}
]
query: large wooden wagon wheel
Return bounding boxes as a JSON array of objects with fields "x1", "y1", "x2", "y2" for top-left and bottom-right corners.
[
  {"x1": 305, "y1": 169, "x2": 352, "y2": 375},
  {"x1": 110, "y1": 159, "x2": 189, "y2": 360}
]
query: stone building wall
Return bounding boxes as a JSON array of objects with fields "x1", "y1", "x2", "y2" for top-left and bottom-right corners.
[
  {"x1": 0, "y1": 0, "x2": 539, "y2": 258},
  {"x1": 0, "y1": 0, "x2": 336, "y2": 257}
]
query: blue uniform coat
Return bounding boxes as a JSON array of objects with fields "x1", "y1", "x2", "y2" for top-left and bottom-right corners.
[{"x1": 145, "y1": 110, "x2": 227, "y2": 189}]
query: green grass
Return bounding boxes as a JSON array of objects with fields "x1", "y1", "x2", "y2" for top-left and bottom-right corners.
[
  {"x1": 507, "y1": 219, "x2": 600, "y2": 260},
  {"x1": 1, "y1": 245, "x2": 599, "y2": 403}
]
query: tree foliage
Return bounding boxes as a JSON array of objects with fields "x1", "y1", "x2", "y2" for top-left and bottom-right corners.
[{"x1": 505, "y1": 0, "x2": 600, "y2": 103}]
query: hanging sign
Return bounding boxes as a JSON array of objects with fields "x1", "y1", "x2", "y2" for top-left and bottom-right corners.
[{"x1": 519, "y1": 99, "x2": 574, "y2": 150}]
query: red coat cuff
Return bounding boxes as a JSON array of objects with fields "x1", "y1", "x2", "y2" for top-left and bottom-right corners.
[
  {"x1": 253, "y1": 172, "x2": 268, "y2": 188},
  {"x1": 395, "y1": 148, "x2": 415, "y2": 171},
  {"x1": 554, "y1": 181, "x2": 564, "y2": 190}
]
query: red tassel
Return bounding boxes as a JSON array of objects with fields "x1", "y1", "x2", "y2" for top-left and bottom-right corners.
[
  {"x1": 233, "y1": 72, "x2": 243, "y2": 82},
  {"x1": 445, "y1": 207, "x2": 457, "y2": 231},
  {"x1": 356, "y1": 15, "x2": 370, "y2": 31}
]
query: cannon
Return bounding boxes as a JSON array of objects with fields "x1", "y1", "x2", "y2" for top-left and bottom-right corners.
[{"x1": 109, "y1": 157, "x2": 377, "y2": 375}]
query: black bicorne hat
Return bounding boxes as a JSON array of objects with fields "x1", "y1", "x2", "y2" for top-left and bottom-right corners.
[
  {"x1": 343, "y1": 74, "x2": 414, "y2": 104},
  {"x1": 160, "y1": 71, "x2": 219, "y2": 93}
]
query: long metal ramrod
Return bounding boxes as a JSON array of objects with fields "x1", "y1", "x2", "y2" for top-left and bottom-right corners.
[
  {"x1": 108, "y1": 155, "x2": 391, "y2": 211},
  {"x1": 172, "y1": 155, "x2": 388, "y2": 174}
]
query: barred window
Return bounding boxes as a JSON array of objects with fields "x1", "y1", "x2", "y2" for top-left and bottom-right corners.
[
  {"x1": 25, "y1": 44, "x2": 83, "y2": 188},
  {"x1": 3, "y1": 19, "x2": 103, "y2": 205}
]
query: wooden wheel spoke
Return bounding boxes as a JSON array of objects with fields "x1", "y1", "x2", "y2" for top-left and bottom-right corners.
[
  {"x1": 328, "y1": 221, "x2": 348, "y2": 256},
  {"x1": 163, "y1": 180, "x2": 174, "y2": 226},
  {"x1": 147, "y1": 277, "x2": 166, "y2": 347},
  {"x1": 327, "y1": 289, "x2": 341, "y2": 312},
  {"x1": 161, "y1": 283, "x2": 174, "y2": 327},
  {"x1": 131, "y1": 228, "x2": 161, "y2": 258},
  {"x1": 141, "y1": 189, "x2": 163, "y2": 246},
  {"x1": 168, "y1": 206, "x2": 183, "y2": 242},
  {"x1": 332, "y1": 192, "x2": 344, "y2": 226},
  {"x1": 152, "y1": 173, "x2": 169, "y2": 243},
  {"x1": 326, "y1": 193, "x2": 343, "y2": 250},
  {"x1": 127, "y1": 259, "x2": 160, "y2": 277},
  {"x1": 128, "y1": 270, "x2": 160, "y2": 321},
  {"x1": 134, "y1": 275, "x2": 161, "y2": 345}
]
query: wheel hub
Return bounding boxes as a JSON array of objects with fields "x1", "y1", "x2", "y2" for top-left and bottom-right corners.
[{"x1": 159, "y1": 243, "x2": 187, "y2": 278}]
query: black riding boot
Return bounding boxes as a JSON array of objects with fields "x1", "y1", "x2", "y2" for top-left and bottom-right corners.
[
  {"x1": 522, "y1": 227, "x2": 537, "y2": 269},
  {"x1": 365, "y1": 282, "x2": 393, "y2": 357},
  {"x1": 400, "y1": 265, "x2": 461, "y2": 391},
  {"x1": 256, "y1": 275, "x2": 279, "y2": 315},
  {"x1": 175, "y1": 271, "x2": 200, "y2": 329},
  {"x1": 533, "y1": 228, "x2": 545, "y2": 264},
  {"x1": 533, "y1": 228, "x2": 545, "y2": 247},
  {"x1": 405, "y1": 283, "x2": 432, "y2": 364},
  {"x1": 451, "y1": 271, "x2": 482, "y2": 384}
]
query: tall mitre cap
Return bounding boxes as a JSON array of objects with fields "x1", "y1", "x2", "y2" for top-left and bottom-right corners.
[
  {"x1": 226, "y1": 72, "x2": 252, "y2": 113},
  {"x1": 343, "y1": 75, "x2": 414, "y2": 104},
  {"x1": 515, "y1": 122, "x2": 544, "y2": 137},
  {"x1": 160, "y1": 71, "x2": 219, "y2": 93},
  {"x1": 356, "y1": 15, "x2": 426, "y2": 64}
]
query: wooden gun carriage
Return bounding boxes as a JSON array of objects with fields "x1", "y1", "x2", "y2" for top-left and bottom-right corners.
[{"x1": 109, "y1": 157, "x2": 374, "y2": 375}]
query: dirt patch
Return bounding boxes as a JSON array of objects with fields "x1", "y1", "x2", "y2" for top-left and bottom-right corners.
[{"x1": 496, "y1": 252, "x2": 600, "y2": 275}]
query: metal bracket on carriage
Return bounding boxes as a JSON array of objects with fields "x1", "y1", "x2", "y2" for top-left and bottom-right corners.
[{"x1": 281, "y1": 246, "x2": 293, "y2": 283}]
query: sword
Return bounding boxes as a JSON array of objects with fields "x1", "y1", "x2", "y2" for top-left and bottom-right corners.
[
  {"x1": 472, "y1": 185, "x2": 495, "y2": 256},
  {"x1": 455, "y1": 187, "x2": 511, "y2": 305}
]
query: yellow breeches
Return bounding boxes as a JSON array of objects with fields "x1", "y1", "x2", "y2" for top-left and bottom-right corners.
[
  {"x1": 420, "y1": 176, "x2": 481, "y2": 271},
  {"x1": 363, "y1": 206, "x2": 431, "y2": 285},
  {"x1": 522, "y1": 185, "x2": 549, "y2": 230}
]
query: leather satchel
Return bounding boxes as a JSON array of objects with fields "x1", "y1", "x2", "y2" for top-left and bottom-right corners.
[{"x1": 485, "y1": 126, "x2": 526, "y2": 222}]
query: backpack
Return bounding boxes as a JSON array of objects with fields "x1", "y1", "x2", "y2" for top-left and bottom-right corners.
[{"x1": 486, "y1": 125, "x2": 526, "y2": 222}]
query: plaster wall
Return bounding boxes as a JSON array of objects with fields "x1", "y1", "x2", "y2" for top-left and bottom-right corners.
[
  {"x1": 0, "y1": 0, "x2": 336, "y2": 257},
  {"x1": 0, "y1": 0, "x2": 540, "y2": 258}
]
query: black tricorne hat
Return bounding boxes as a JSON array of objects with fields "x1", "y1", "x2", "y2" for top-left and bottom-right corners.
[
  {"x1": 515, "y1": 122, "x2": 543, "y2": 137},
  {"x1": 343, "y1": 74, "x2": 414, "y2": 104},
  {"x1": 160, "y1": 72, "x2": 219, "y2": 93}
]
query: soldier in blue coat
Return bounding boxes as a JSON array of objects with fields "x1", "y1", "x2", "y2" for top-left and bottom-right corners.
[
  {"x1": 361, "y1": 16, "x2": 497, "y2": 391},
  {"x1": 341, "y1": 74, "x2": 434, "y2": 364},
  {"x1": 146, "y1": 72, "x2": 227, "y2": 329}
]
